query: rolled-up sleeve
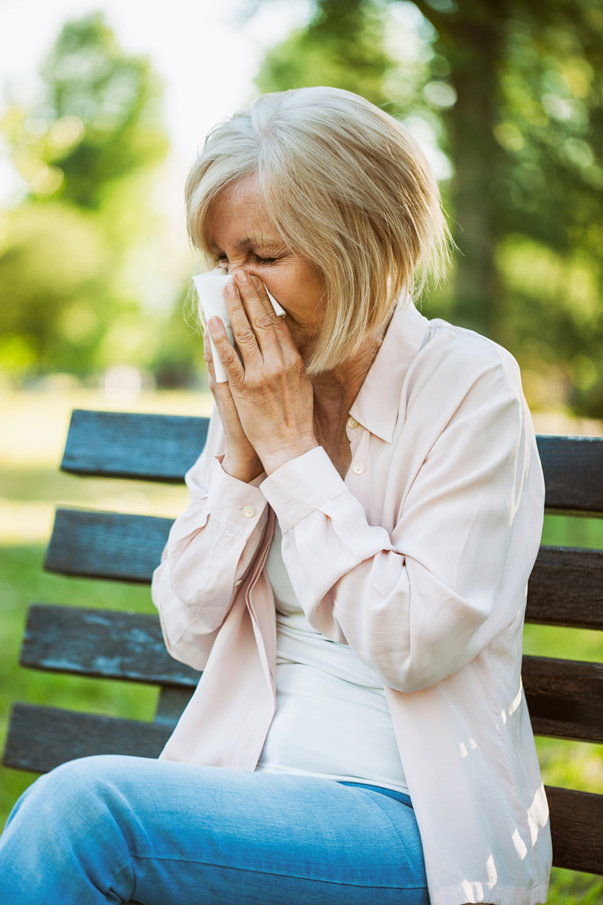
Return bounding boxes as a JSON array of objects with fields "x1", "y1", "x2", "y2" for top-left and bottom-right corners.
[
  {"x1": 260, "y1": 373, "x2": 543, "y2": 693},
  {"x1": 151, "y1": 411, "x2": 269, "y2": 668}
]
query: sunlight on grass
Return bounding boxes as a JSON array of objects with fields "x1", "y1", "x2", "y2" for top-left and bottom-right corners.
[
  {"x1": 542, "y1": 513, "x2": 603, "y2": 550},
  {"x1": 546, "y1": 868, "x2": 603, "y2": 904},
  {"x1": 0, "y1": 387, "x2": 212, "y2": 541},
  {"x1": 0, "y1": 386, "x2": 213, "y2": 470}
]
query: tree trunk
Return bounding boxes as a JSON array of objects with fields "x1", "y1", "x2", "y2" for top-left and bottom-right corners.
[{"x1": 440, "y1": 15, "x2": 506, "y2": 337}]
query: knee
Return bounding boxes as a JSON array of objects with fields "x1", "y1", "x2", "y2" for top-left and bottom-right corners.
[
  {"x1": 13, "y1": 755, "x2": 134, "y2": 833},
  {"x1": 1, "y1": 756, "x2": 138, "y2": 899}
]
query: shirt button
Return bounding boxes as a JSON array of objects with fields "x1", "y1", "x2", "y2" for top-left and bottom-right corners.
[
  {"x1": 347, "y1": 416, "x2": 359, "y2": 429},
  {"x1": 352, "y1": 462, "x2": 365, "y2": 475},
  {"x1": 242, "y1": 505, "x2": 256, "y2": 518}
]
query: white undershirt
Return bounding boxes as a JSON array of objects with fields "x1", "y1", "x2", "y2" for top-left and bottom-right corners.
[{"x1": 256, "y1": 520, "x2": 409, "y2": 794}]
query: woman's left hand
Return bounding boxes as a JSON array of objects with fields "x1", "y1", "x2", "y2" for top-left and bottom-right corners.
[{"x1": 207, "y1": 271, "x2": 318, "y2": 475}]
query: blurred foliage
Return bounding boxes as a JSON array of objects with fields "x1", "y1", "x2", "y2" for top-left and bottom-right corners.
[
  {"x1": 255, "y1": 0, "x2": 603, "y2": 417},
  {"x1": 1, "y1": 13, "x2": 167, "y2": 210},
  {"x1": 257, "y1": 0, "x2": 394, "y2": 106},
  {"x1": 38, "y1": 14, "x2": 167, "y2": 209},
  {"x1": 1, "y1": 1, "x2": 602, "y2": 403},
  {"x1": 0, "y1": 13, "x2": 202, "y2": 387}
]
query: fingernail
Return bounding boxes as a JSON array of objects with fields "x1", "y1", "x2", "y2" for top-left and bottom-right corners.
[
  {"x1": 236, "y1": 270, "x2": 249, "y2": 282},
  {"x1": 208, "y1": 316, "x2": 221, "y2": 329},
  {"x1": 225, "y1": 282, "x2": 237, "y2": 296}
]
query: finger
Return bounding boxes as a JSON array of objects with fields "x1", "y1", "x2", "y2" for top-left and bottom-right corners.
[
  {"x1": 214, "y1": 374, "x2": 245, "y2": 428},
  {"x1": 203, "y1": 328, "x2": 256, "y2": 450},
  {"x1": 232, "y1": 272, "x2": 284, "y2": 357},
  {"x1": 269, "y1": 298, "x2": 299, "y2": 351},
  {"x1": 222, "y1": 281, "x2": 266, "y2": 370},
  {"x1": 245, "y1": 275, "x2": 301, "y2": 357},
  {"x1": 207, "y1": 315, "x2": 245, "y2": 386},
  {"x1": 203, "y1": 332, "x2": 216, "y2": 384},
  {"x1": 204, "y1": 329, "x2": 232, "y2": 392}
]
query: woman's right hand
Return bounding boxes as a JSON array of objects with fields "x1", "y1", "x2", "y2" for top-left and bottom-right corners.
[{"x1": 204, "y1": 329, "x2": 264, "y2": 483}]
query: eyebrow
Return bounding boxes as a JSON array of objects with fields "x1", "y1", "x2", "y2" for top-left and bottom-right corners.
[{"x1": 210, "y1": 235, "x2": 284, "y2": 252}]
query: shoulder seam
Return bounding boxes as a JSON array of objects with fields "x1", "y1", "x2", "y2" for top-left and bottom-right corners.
[{"x1": 425, "y1": 320, "x2": 515, "y2": 397}]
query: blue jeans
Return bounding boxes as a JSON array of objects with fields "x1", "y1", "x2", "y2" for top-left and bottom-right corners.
[{"x1": 0, "y1": 755, "x2": 429, "y2": 904}]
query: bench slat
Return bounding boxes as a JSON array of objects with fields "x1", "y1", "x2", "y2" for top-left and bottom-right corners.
[
  {"x1": 537, "y1": 435, "x2": 603, "y2": 515},
  {"x1": 44, "y1": 509, "x2": 603, "y2": 631},
  {"x1": 60, "y1": 412, "x2": 603, "y2": 514},
  {"x1": 61, "y1": 410, "x2": 209, "y2": 483},
  {"x1": 2, "y1": 704, "x2": 172, "y2": 773},
  {"x1": 547, "y1": 785, "x2": 603, "y2": 876},
  {"x1": 524, "y1": 546, "x2": 603, "y2": 631},
  {"x1": 21, "y1": 605, "x2": 201, "y2": 687},
  {"x1": 45, "y1": 510, "x2": 172, "y2": 583},
  {"x1": 18, "y1": 605, "x2": 603, "y2": 744},
  {"x1": 523, "y1": 655, "x2": 603, "y2": 744},
  {"x1": 3, "y1": 704, "x2": 601, "y2": 876}
]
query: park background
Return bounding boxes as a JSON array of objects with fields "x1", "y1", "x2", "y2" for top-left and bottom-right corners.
[{"x1": 1, "y1": 0, "x2": 603, "y2": 901}]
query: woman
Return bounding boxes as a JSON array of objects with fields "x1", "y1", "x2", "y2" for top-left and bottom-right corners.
[{"x1": 0, "y1": 87, "x2": 551, "y2": 905}]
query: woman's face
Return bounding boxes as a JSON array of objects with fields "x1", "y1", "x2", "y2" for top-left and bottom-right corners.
[{"x1": 206, "y1": 176, "x2": 325, "y2": 343}]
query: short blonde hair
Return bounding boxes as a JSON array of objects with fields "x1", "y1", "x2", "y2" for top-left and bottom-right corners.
[{"x1": 186, "y1": 86, "x2": 450, "y2": 375}]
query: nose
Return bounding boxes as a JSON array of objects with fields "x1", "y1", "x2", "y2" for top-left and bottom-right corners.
[{"x1": 227, "y1": 263, "x2": 252, "y2": 277}]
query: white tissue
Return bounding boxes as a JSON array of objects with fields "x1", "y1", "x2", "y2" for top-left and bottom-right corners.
[{"x1": 193, "y1": 271, "x2": 286, "y2": 382}]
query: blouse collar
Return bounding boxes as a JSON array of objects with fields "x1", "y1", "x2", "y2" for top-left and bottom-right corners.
[{"x1": 349, "y1": 298, "x2": 429, "y2": 443}]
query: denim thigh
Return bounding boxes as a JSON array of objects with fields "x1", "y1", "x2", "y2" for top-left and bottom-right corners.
[{"x1": 0, "y1": 754, "x2": 429, "y2": 905}]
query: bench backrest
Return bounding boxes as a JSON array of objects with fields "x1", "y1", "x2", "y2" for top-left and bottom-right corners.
[{"x1": 4, "y1": 409, "x2": 603, "y2": 876}]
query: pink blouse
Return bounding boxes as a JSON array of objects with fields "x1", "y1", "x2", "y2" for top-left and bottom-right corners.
[{"x1": 151, "y1": 298, "x2": 552, "y2": 905}]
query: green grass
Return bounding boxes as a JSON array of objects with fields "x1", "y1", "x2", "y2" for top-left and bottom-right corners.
[{"x1": 541, "y1": 513, "x2": 603, "y2": 549}]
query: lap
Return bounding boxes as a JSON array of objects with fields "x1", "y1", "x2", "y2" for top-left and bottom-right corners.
[{"x1": 8, "y1": 754, "x2": 429, "y2": 905}]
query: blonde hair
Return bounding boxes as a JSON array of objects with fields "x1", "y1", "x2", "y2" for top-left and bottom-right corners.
[{"x1": 186, "y1": 86, "x2": 450, "y2": 375}]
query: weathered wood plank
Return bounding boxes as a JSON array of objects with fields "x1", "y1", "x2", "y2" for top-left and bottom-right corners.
[
  {"x1": 537, "y1": 435, "x2": 603, "y2": 515},
  {"x1": 547, "y1": 785, "x2": 603, "y2": 875},
  {"x1": 523, "y1": 656, "x2": 603, "y2": 744},
  {"x1": 61, "y1": 413, "x2": 603, "y2": 513},
  {"x1": 21, "y1": 605, "x2": 201, "y2": 687},
  {"x1": 3, "y1": 705, "x2": 602, "y2": 876},
  {"x1": 18, "y1": 605, "x2": 603, "y2": 744},
  {"x1": 2, "y1": 704, "x2": 172, "y2": 774},
  {"x1": 44, "y1": 509, "x2": 603, "y2": 631},
  {"x1": 525, "y1": 546, "x2": 603, "y2": 631},
  {"x1": 61, "y1": 410, "x2": 209, "y2": 483},
  {"x1": 44, "y1": 509, "x2": 173, "y2": 582}
]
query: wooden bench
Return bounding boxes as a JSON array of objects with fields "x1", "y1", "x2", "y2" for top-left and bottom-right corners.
[{"x1": 3, "y1": 409, "x2": 603, "y2": 878}]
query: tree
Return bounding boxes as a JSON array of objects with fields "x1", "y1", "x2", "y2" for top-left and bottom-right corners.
[
  {"x1": 415, "y1": 0, "x2": 603, "y2": 415},
  {"x1": 5, "y1": 12, "x2": 167, "y2": 209},
  {"x1": 253, "y1": 0, "x2": 603, "y2": 416},
  {"x1": 0, "y1": 13, "x2": 170, "y2": 381},
  {"x1": 257, "y1": 0, "x2": 393, "y2": 107}
]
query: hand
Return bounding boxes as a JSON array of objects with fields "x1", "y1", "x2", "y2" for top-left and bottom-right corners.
[
  {"x1": 204, "y1": 322, "x2": 264, "y2": 484},
  {"x1": 207, "y1": 271, "x2": 318, "y2": 475}
]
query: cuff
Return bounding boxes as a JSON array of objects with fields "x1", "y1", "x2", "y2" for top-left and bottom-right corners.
[
  {"x1": 207, "y1": 455, "x2": 268, "y2": 532},
  {"x1": 260, "y1": 446, "x2": 348, "y2": 533}
]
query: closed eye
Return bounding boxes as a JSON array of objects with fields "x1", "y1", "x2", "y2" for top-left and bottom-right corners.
[{"x1": 215, "y1": 253, "x2": 280, "y2": 267}]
